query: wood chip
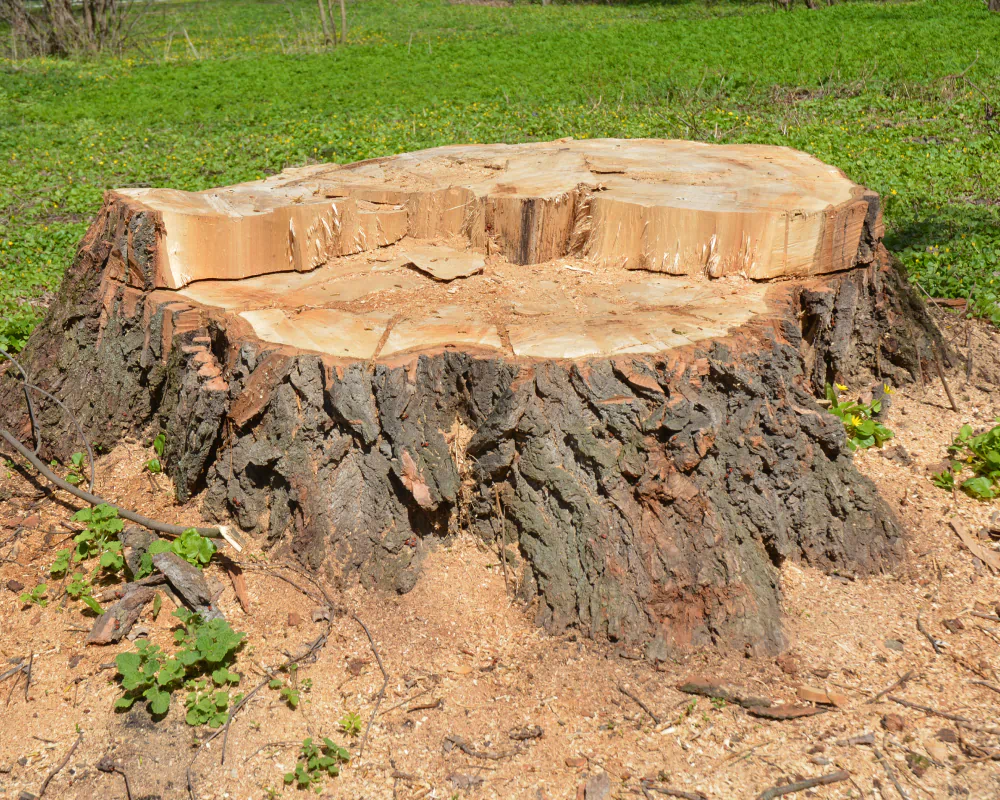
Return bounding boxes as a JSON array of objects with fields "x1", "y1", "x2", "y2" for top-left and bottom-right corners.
[{"x1": 950, "y1": 520, "x2": 1000, "y2": 572}]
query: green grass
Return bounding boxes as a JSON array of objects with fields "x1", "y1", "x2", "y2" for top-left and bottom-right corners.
[{"x1": 2, "y1": 0, "x2": 999, "y2": 350}]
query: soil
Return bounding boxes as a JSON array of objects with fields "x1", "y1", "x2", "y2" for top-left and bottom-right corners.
[{"x1": 1, "y1": 308, "x2": 998, "y2": 800}]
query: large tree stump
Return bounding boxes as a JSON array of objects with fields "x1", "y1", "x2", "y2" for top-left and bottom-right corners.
[{"x1": 2, "y1": 139, "x2": 941, "y2": 655}]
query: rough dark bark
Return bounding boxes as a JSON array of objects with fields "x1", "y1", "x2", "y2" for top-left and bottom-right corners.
[{"x1": 0, "y1": 194, "x2": 943, "y2": 656}]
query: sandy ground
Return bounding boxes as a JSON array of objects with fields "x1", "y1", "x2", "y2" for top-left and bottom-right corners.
[{"x1": 1, "y1": 312, "x2": 999, "y2": 800}]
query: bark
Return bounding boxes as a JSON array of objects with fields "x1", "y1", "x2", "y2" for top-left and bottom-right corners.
[{"x1": 1, "y1": 185, "x2": 942, "y2": 657}]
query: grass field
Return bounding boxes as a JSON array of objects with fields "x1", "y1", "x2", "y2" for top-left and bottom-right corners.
[{"x1": 2, "y1": 0, "x2": 999, "y2": 351}]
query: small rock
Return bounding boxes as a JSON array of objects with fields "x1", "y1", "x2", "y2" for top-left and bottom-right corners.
[
  {"x1": 68, "y1": 655, "x2": 83, "y2": 669},
  {"x1": 585, "y1": 772, "x2": 611, "y2": 800},
  {"x1": 775, "y1": 652, "x2": 798, "y2": 675},
  {"x1": 881, "y1": 444, "x2": 911, "y2": 465},
  {"x1": 941, "y1": 618, "x2": 965, "y2": 634},
  {"x1": 882, "y1": 714, "x2": 905, "y2": 732},
  {"x1": 287, "y1": 611, "x2": 302, "y2": 628},
  {"x1": 17, "y1": 758, "x2": 28, "y2": 766},
  {"x1": 807, "y1": 744, "x2": 826, "y2": 754},
  {"x1": 935, "y1": 728, "x2": 959, "y2": 743},
  {"x1": 347, "y1": 658, "x2": 366, "y2": 677},
  {"x1": 925, "y1": 741, "x2": 949, "y2": 763},
  {"x1": 884, "y1": 639, "x2": 905, "y2": 652},
  {"x1": 811, "y1": 668, "x2": 832, "y2": 679},
  {"x1": 448, "y1": 774, "x2": 484, "y2": 790},
  {"x1": 18, "y1": 791, "x2": 38, "y2": 800},
  {"x1": 565, "y1": 757, "x2": 587, "y2": 769},
  {"x1": 797, "y1": 685, "x2": 831, "y2": 704},
  {"x1": 126, "y1": 625, "x2": 150, "y2": 641},
  {"x1": 810, "y1": 756, "x2": 832, "y2": 766},
  {"x1": 21, "y1": 515, "x2": 40, "y2": 528},
  {"x1": 5, "y1": 579, "x2": 24, "y2": 594},
  {"x1": 311, "y1": 607, "x2": 330, "y2": 623}
]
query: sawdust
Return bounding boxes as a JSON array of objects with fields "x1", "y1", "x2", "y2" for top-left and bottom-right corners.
[{"x1": 1, "y1": 313, "x2": 999, "y2": 800}]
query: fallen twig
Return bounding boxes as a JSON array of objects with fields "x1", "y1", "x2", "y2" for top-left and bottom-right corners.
[
  {"x1": 24, "y1": 651, "x2": 33, "y2": 700},
  {"x1": 37, "y1": 732, "x2": 82, "y2": 798},
  {"x1": 931, "y1": 341, "x2": 958, "y2": 412},
  {"x1": 873, "y1": 748, "x2": 910, "y2": 799},
  {"x1": 867, "y1": 670, "x2": 914, "y2": 704},
  {"x1": 96, "y1": 756, "x2": 133, "y2": 800},
  {"x1": 220, "y1": 631, "x2": 330, "y2": 765},
  {"x1": 619, "y1": 683, "x2": 662, "y2": 725},
  {"x1": 445, "y1": 734, "x2": 520, "y2": 761},
  {"x1": 407, "y1": 698, "x2": 442, "y2": 713},
  {"x1": 971, "y1": 611, "x2": 1000, "y2": 623},
  {"x1": 0, "y1": 346, "x2": 41, "y2": 456},
  {"x1": 916, "y1": 611, "x2": 944, "y2": 655},
  {"x1": 755, "y1": 770, "x2": 849, "y2": 800},
  {"x1": 0, "y1": 663, "x2": 26, "y2": 684},
  {"x1": 970, "y1": 680, "x2": 1000, "y2": 697},
  {"x1": 640, "y1": 782, "x2": 707, "y2": 800},
  {"x1": 888, "y1": 695, "x2": 1000, "y2": 735},
  {"x1": 0, "y1": 427, "x2": 241, "y2": 548},
  {"x1": 241, "y1": 740, "x2": 301, "y2": 763},
  {"x1": 354, "y1": 613, "x2": 389, "y2": 762}
]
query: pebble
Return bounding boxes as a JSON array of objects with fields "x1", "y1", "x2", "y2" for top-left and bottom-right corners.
[{"x1": 882, "y1": 714, "x2": 905, "y2": 732}]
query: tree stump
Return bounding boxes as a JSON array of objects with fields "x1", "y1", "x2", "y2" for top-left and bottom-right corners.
[{"x1": 3, "y1": 139, "x2": 941, "y2": 655}]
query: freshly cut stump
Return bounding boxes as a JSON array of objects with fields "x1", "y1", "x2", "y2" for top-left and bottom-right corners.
[{"x1": 4, "y1": 139, "x2": 941, "y2": 654}]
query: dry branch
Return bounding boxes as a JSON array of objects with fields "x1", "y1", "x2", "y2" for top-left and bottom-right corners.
[
  {"x1": 37, "y1": 732, "x2": 82, "y2": 798},
  {"x1": 0, "y1": 427, "x2": 240, "y2": 547},
  {"x1": 755, "y1": 770, "x2": 850, "y2": 800}
]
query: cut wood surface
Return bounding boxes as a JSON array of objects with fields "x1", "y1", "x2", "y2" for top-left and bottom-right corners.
[
  {"x1": 116, "y1": 138, "x2": 882, "y2": 290},
  {"x1": 2, "y1": 138, "x2": 941, "y2": 655}
]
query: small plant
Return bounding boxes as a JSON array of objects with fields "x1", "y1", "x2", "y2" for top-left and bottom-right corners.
[
  {"x1": 710, "y1": 696, "x2": 726, "y2": 711},
  {"x1": 72, "y1": 504, "x2": 125, "y2": 574},
  {"x1": 20, "y1": 583, "x2": 48, "y2": 607},
  {"x1": 49, "y1": 548, "x2": 71, "y2": 577},
  {"x1": 932, "y1": 420, "x2": 1000, "y2": 500},
  {"x1": 67, "y1": 572, "x2": 104, "y2": 615},
  {"x1": 338, "y1": 710, "x2": 362, "y2": 738},
  {"x1": 824, "y1": 383, "x2": 894, "y2": 451},
  {"x1": 146, "y1": 433, "x2": 166, "y2": 474},
  {"x1": 51, "y1": 452, "x2": 87, "y2": 485},
  {"x1": 115, "y1": 608, "x2": 245, "y2": 721},
  {"x1": 184, "y1": 678, "x2": 243, "y2": 728},
  {"x1": 269, "y1": 663, "x2": 312, "y2": 710},
  {"x1": 284, "y1": 737, "x2": 350, "y2": 790},
  {"x1": 136, "y1": 529, "x2": 218, "y2": 577}
]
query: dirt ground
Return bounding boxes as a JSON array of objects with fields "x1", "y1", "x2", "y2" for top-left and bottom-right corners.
[{"x1": 1, "y1": 309, "x2": 999, "y2": 800}]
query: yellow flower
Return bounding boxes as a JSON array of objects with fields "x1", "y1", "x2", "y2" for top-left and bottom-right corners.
[
  {"x1": 851, "y1": 415, "x2": 862, "y2": 427},
  {"x1": 835, "y1": 383, "x2": 848, "y2": 391},
  {"x1": 882, "y1": 384, "x2": 894, "y2": 395}
]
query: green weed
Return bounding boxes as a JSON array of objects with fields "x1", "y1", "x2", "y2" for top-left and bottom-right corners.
[
  {"x1": 932, "y1": 421, "x2": 1000, "y2": 500},
  {"x1": 269, "y1": 663, "x2": 312, "y2": 710},
  {"x1": 338, "y1": 710, "x2": 362, "y2": 738},
  {"x1": 825, "y1": 383, "x2": 894, "y2": 451},
  {"x1": 19, "y1": 583, "x2": 48, "y2": 607},
  {"x1": 146, "y1": 433, "x2": 166, "y2": 474},
  {"x1": 115, "y1": 608, "x2": 245, "y2": 720},
  {"x1": 284, "y1": 737, "x2": 350, "y2": 790},
  {"x1": 135, "y1": 528, "x2": 217, "y2": 578}
]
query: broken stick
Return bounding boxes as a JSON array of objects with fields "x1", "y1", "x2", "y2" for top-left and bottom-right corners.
[
  {"x1": 37, "y1": 732, "x2": 82, "y2": 798},
  {"x1": 619, "y1": 683, "x2": 662, "y2": 725},
  {"x1": 0, "y1": 428, "x2": 242, "y2": 549},
  {"x1": 755, "y1": 770, "x2": 850, "y2": 800}
]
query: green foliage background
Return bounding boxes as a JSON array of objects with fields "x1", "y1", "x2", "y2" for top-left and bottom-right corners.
[{"x1": 2, "y1": 0, "x2": 999, "y2": 349}]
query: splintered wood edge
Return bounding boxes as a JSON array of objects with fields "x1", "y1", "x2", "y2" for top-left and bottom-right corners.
[{"x1": 109, "y1": 139, "x2": 881, "y2": 290}]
